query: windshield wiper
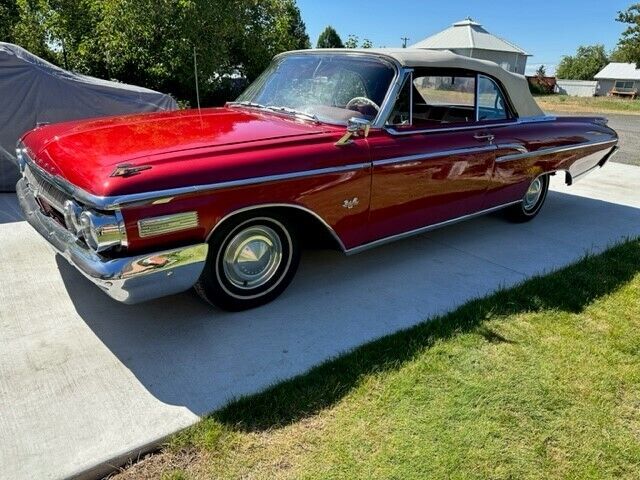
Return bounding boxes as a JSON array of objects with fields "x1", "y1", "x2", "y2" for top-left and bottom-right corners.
[
  {"x1": 265, "y1": 106, "x2": 319, "y2": 122},
  {"x1": 229, "y1": 102, "x2": 319, "y2": 122},
  {"x1": 227, "y1": 101, "x2": 268, "y2": 110}
]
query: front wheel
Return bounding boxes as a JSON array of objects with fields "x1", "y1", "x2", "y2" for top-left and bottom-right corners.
[
  {"x1": 195, "y1": 214, "x2": 300, "y2": 311},
  {"x1": 505, "y1": 174, "x2": 550, "y2": 223}
]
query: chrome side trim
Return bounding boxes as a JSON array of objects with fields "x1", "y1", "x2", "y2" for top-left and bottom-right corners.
[
  {"x1": 205, "y1": 203, "x2": 347, "y2": 252},
  {"x1": 138, "y1": 211, "x2": 200, "y2": 238},
  {"x1": 519, "y1": 115, "x2": 558, "y2": 124},
  {"x1": 383, "y1": 115, "x2": 556, "y2": 136},
  {"x1": 496, "y1": 138, "x2": 618, "y2": 163},
  {"x1": 20, "y1": 147, "x2": 369, "y2": 210},
  {"x1": 498, "y1": 143, "x2": 529, "y2": 154},
  {"x1": 345, "y1": 200, "x2": 522, "y2": 255},
  {"x1": 373, "y1": 145, "x2": 497, "y2": 168}
]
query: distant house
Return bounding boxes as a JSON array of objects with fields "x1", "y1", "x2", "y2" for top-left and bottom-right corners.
[
  {"x1": 411, "y1": 18, "x2": 530, "y2": 75},
  {"x1": 594, "y1": 63, "x2": 640, "y2": 99}
]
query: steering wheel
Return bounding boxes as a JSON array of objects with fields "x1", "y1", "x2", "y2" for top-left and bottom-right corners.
[{"x1": 346, "y1": 97, "x2": 381, "y2": 113}]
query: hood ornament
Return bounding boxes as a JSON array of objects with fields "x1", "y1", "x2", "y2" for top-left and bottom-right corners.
[{"x1": 111, "y1": 163, "x2": 152, "y2": 178}]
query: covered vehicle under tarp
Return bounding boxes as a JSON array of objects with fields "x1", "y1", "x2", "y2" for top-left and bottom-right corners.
[{"x1": 0, "y1": 42, "x2": 177, "y2": 191}]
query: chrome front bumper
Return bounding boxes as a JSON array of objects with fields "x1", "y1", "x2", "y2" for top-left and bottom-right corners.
[{"x1": 17, "y1": 178, "x2": 208, "y2": 304}]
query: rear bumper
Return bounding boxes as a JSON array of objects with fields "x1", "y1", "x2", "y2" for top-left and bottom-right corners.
[{"x1": 17, "y1": 178, "x2": 208, "y2": 304}]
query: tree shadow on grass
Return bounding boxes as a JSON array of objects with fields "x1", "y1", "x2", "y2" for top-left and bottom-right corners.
[{"x1": 212, "y1": 239, "x2": 640, "y2": 432}]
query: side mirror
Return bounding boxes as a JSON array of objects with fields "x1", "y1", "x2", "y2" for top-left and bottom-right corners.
[
  {"x1": 336, "y1": 117, "x2": 371, "y2": 146},
  {"x1": 347, "y1": 117, "x2": 371, "y2": 135}
]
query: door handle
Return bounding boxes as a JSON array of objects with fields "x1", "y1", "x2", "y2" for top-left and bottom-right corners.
[{"x1": 474, "y1": 132, "x2": 495, "y2": 143}]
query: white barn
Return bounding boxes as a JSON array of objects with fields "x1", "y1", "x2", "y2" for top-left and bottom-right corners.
[
  {"x1": 411, "y1": 18, "x2": 530, "y2": 75},
  {"x1": 594, "y1": 63, "x2": 640, "y2": 98}
]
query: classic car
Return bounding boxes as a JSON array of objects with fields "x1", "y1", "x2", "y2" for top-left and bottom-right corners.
[{"x1": 16, "y1": 49, "x2": 618, "y2": 310}]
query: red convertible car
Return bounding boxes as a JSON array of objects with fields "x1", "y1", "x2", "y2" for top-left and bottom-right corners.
[{"x1": 16, "y1": 49, "x2": 618, "y2": 310}]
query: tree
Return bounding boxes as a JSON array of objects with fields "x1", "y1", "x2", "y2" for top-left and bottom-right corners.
[
  {"x1": 12, "y1": 0, "x2": 58, "y2": 62},
  {"x1": 344, "y1": 34, "x2": 358, "y2": 49},
  {"x1": 613, "y1": 3, "x2": 640, "y2": 66},
  {"x1": 535, "y1": 65, "x2": 546, "y2": 77},
  {"x1": 270, "y1": 0, "x2": 310, "y2": 51},
  {"x1": 316, "y1": 25, "x2": 343, "y2": 48},
  {"x1": 360, "y1": 38, "x2": 373, "y2": 48},
  {"x1": 0, "y1": 0, "x2": 19, "y2": 42},
  {"x1": 555, "y1": 45, "x2": 608, "y2": 80},
  {"x1": 8, "y1": 0, "x2": 311, "y2": 105}
]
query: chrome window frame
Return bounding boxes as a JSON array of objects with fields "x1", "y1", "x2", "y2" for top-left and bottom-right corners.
[{"x1": 380, "y1": 68, "x2": 414, "y2": 127}]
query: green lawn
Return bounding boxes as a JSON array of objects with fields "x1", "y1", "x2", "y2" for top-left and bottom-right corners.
[
  {"x1": 117, "y1": 239, "x2": 640, "y2": 480},
  {"x1": 536, "y1": 94, "x2": 640, "y2": 115}
]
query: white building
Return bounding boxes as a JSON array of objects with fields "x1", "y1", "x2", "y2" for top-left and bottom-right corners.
[
  {"x1": 594, "y1": 63, "x2": 640, "y2": 98},
  {"x1": 411, "y1": 18, "x2": 530, "y2": 75}
]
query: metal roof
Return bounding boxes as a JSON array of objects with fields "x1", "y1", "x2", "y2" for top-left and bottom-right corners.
[
  {"x1": 595, "y1": 62, "x2": 640, "y2": 80},
  {"x1": 411, "y1": 18, "x2": 530, "y2": 56}
]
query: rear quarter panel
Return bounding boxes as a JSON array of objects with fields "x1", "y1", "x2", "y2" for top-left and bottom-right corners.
[{"x1": 484, "y1": 117, "x2": 618, "y2": 208}]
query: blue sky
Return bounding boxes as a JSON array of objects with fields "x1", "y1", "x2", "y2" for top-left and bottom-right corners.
[{"x1": 297, "y1": 0, "x2": 632, "y2": 75}]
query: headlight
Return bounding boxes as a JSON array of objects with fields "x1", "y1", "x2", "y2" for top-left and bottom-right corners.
[{"x1": 78, "y1": 210, "x2": 127, "y2": 252}]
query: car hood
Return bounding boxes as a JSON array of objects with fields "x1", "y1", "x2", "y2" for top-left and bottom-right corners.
[{"x1": 22, "y1": 107, "x2": 333, "y2": 197}]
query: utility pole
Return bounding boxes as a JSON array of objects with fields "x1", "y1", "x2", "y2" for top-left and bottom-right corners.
[{"x1": 401, "y1": 37, "x2": 410, "y2": 48}]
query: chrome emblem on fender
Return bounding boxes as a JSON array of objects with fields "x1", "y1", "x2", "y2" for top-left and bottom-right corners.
[
  {"x1": 111, "y1": 163, "x2": 153, "y2": 178},
  {"x1": 342, "y1": 197, "x2": 359, "y2": 209}
]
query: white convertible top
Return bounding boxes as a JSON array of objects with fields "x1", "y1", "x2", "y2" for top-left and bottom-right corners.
[{"x1": 280, "y1": 48, "x2": 544, "y2": 119}]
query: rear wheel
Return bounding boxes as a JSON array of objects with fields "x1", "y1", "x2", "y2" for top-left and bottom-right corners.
[
  {"x1": 195, "y1": 214, "x2": 300, "y2": 311},
  {"x1": 505, "y1": 174, "x2": 550, "y2": 223}
]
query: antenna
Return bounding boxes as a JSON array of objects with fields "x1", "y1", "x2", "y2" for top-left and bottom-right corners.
[
  {"x1": 401, "y1": 37, "x2": 410, "y2": 48},
  {"x1": 193, "y1": 46, "x2": 201, "y2": 112}
]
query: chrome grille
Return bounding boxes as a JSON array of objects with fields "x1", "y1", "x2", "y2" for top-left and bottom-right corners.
[{"x1": 24, "y1": 165, "x2": 71, "y2": 214}]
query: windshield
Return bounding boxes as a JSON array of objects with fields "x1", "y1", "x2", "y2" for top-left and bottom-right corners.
[{"x1": 234, "y1": 53, "x2": 396, "y2": 125}]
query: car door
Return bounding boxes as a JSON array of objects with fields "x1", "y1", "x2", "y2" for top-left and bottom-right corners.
[
  {"x1": 474, "y1": 74, "x2": 537, "y2": 209},
  {"x1": 365, "y1": 70, "x2": 498, "y2": 242}
]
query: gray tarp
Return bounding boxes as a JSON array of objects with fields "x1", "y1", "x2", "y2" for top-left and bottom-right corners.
[{"x1": 0, "y1": 42, "x2": 177, "y2": 191}]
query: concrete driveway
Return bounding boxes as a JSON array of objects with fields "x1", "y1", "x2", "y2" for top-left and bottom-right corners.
[{"x1": 1, "y1": 163, "x2": 640, "y2": 480}]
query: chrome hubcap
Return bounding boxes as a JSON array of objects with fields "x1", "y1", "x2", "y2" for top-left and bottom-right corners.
[
  {"x1": 223, "y1": 226, "x2": 283, "y2": 290},
  {"x1": 523, "y1": 178, "x2": 543, "y2": 211}
]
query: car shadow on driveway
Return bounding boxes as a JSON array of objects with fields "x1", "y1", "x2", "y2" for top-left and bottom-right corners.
[{"x1": 55, "y1": 191, "x2": 640, "y2": 416}]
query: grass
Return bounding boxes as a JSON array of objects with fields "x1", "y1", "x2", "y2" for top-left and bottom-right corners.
[
  {"x1": 114, "y1": 239, "x2": 640, "y2": 480},
  {"x1": 535, "y1": 94, "x2": 640, "y2": 115}
]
